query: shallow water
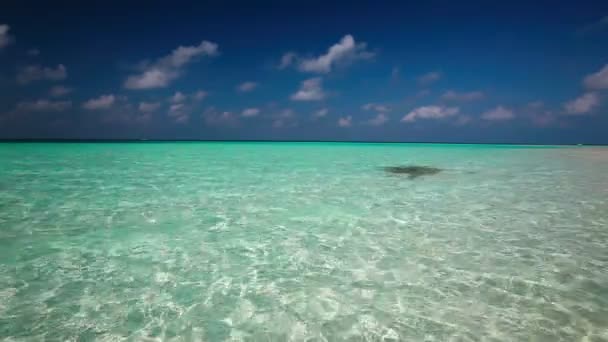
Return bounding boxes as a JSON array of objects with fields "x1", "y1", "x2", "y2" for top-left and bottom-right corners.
[{"x1": 1, "y1": 142, "x2": 607, "y2": 341}]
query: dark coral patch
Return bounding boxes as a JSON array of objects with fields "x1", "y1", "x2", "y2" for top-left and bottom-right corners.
[{"x1": 383, "y1": 165, "x2": 442, "y2": 179}]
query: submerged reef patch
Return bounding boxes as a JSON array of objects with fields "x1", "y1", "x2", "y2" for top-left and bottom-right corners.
[{"x1": 383, "y1": 165, "x2": 442, "y2": 179}]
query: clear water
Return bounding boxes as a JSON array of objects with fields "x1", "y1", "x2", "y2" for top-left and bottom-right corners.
[{"x1": 1, "y1": 142, "x2": 607, "y2": 341}]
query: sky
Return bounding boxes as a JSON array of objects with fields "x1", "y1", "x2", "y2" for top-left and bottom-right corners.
[{"x1": 1, "y1": 1, "x2": 608, "y2": 144}]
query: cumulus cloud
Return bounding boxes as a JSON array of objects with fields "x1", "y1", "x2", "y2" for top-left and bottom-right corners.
[
  {"x1": 278, "y1": 52, "x2": 297, "y2": 69},
  {"x1": 139, "y1": 101, "x2": 160, "y2": 112},
  {"x1": 338, "y1": 115, "x2": 352, "y2": 127},
  {"x1": 481, "y1": 106, "x2": 515, "y2": 120},
  {"x1": 98, "y1": 102, "x2": 154, "y2": 125},
  {"x1": 203, "y1": 107, "x2": 238, "y2": 126},
  {"x1": 83, "y1": 94, "x2": 115, "y2": 110},
  {"x1": 367, "y1": 113, "x2": 389, "y2": 126},
  {"x1": 441, "y1": 90, "x2": 484, "y2": 102},
  {"x1": 167, "y1": 41, "x2": 218, "y2": 66},
  {"x1": 49, "y1": 85, "x2": 72, "y2": 97},
  {"x1": 402, "y1": 105, "x2": 459, "y2": 122},
  {"x1": 124, "y1": 69, "x2": 176, "y2": 89},
  {"x1": 313, "y1": 108, "x2": 328, "y2": 118},
  {"x1": 242, "y1": 108, "x2": 260, "y2": 117},
  {"x1": 564, "y1": 92, "x2": 600, "y2": 115},
  {"x1": 17, "y1": 64, "x2": 67, "y2": 84},
  {"x1": 237, "y1": 81, "x2": 258, "y2": 92},
  {"x1": 417, "y1": 71, "x2": 442, "y2": 86},
  {"x1": 170, "y1": 91, "x2": 186, "y2": 103},
  {"x1": 194, "y1": 90, "x2": 208, "y2": 101},
  {"x1": 583, "y1": 64, "x2": 608, "y2": 90},
  {"x1": 0, "y1": 24, "x2": 13, "y2": 49},
  {"x1": 124, "y1": 40, "x2": 218, "y2": 89},
  {"x1": 16, "y1": 99, "x2": 72, "y2": 112},
  {"x1": 295, "y1": 35, "x2": 374, "y2": 73},
  {"x1": 168, "y1": 103, "x2": 189, "y2": 123},
  {"x1": 362, "y1": 103, "x2": 391, "y2": 113},
  {"x1": 291, "y1": 77, "x2": 325, "y2": 101}
]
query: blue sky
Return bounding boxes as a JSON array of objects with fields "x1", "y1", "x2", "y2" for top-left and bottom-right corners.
[{"x1": 1, "y1": 1, "x2": 608, "y2": 143}]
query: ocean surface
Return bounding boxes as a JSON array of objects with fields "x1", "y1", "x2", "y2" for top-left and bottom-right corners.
[{"x1": 1, "y1": 142, "x2": 607, "y2": 341}]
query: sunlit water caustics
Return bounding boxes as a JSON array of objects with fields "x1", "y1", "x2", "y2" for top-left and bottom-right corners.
[{"x1": 1, "y1": 142, "x2": 608, "y2": 341}]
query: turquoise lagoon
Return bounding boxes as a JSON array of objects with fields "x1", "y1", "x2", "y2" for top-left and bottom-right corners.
[{"x1": 0, "y1": 142, "x2": 607, "y2": 341}]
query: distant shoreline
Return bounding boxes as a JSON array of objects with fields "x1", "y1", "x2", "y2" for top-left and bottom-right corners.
[{"x1": 0, "y1": 139, "x2": 605, "y2": 146}]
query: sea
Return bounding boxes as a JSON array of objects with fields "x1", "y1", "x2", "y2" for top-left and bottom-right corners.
[{"x1": 1, "y1": 142, "x2": 607, "y2": 341}]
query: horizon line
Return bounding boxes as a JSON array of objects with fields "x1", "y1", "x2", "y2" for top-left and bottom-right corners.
[{"x1": 0, "y1": 139, "x2": 602, "y2": 146}]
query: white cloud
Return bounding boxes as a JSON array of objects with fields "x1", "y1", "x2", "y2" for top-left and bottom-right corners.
[
  {"x1": 124, "y1": 40, "x2": 218, "y2": 89},
  {"x1": 583, "y1": 64, "x2": 608, "y2": 90},
  {"x1": 242, "y1": 108, "x2": 260, "y2": 117},
  {"x1": 481, "y1": 106, "x2": 515, "y2": 120},
  {"x1": 170, "y1": 91, "x2": 186, "y2": 103},
  {"x1": 441, "y1": 90, "x2": 484, "y2": 102},
  {"x1": 297, "y1": 35, "x2": 374, "y2": 73},
  {"x1": 313, "y1": 108, "x2": 328, "y2": 118},
  {"x1": 278, "y1": 52, "x2": 297, "y2": 69},
  {"x1": 291, "y1": 77, "x2": 326, "y2": 101},
  {"x1": 168, "y1": 103, "x2": 184, "y2": 114},
  {"x1": 402, "y1": 105, "x2": 459, "y2": 122},
  {"x1": 168, "y1": 103, "x2": 189, "y2": 123},
  {"x1": 124, "y1": 69, "x2": 176, "y2": 89},
  {"x1": 138, "y1": 101, "x2": 160, "y2": 112},
  {"x1": 203, "y1": 107, "x2": 237, "y2": 126},
  {"x1": 194, "y1": 90, "x2": 208, "y2": 101},
  {"x1": 98, "y1": 102, "x2": 154, "y2": 125},
  {"x1": 27, "y1": 48, "x2": 40, "y2": 56},
  {"x1": 166, "y1": 41, "x2": 218, "y2": 67},
  {"x1": 417, "y1": 71, "x2": 442, "y2": 86},
  {"x1": 362, "y1": 103, "x2": 391, "y2": 113},
  {"x1": 215, "y1": 112, "x2": 235, "y2": 124},
  {"x1": 17, "y1": 64, "x2": 67, "y2": 84},
  {"x1": 49, "y1": 85, "x2": 72, "y2": 97},
  {"x1": 0, "y1": 24, "x2": 13, "y2": 49},
  {"x1": 237, "y1": 81, "x2": 258, "y2": 92},
  {"x1": 367, "y1": 113, "x2": 389, "y2": 126},
  {"x1": 83, "y1": 94, "x2": 115, "y2": 110},
  {"x1": 564, "y1": 92, "x2": 600, "y2": 115},
  {"x1": 16, "y1": 99, "x2": 72, "y2": 112},
  {"x1": 338, "y1": 115, "x2": 352, "y2": 127}
]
